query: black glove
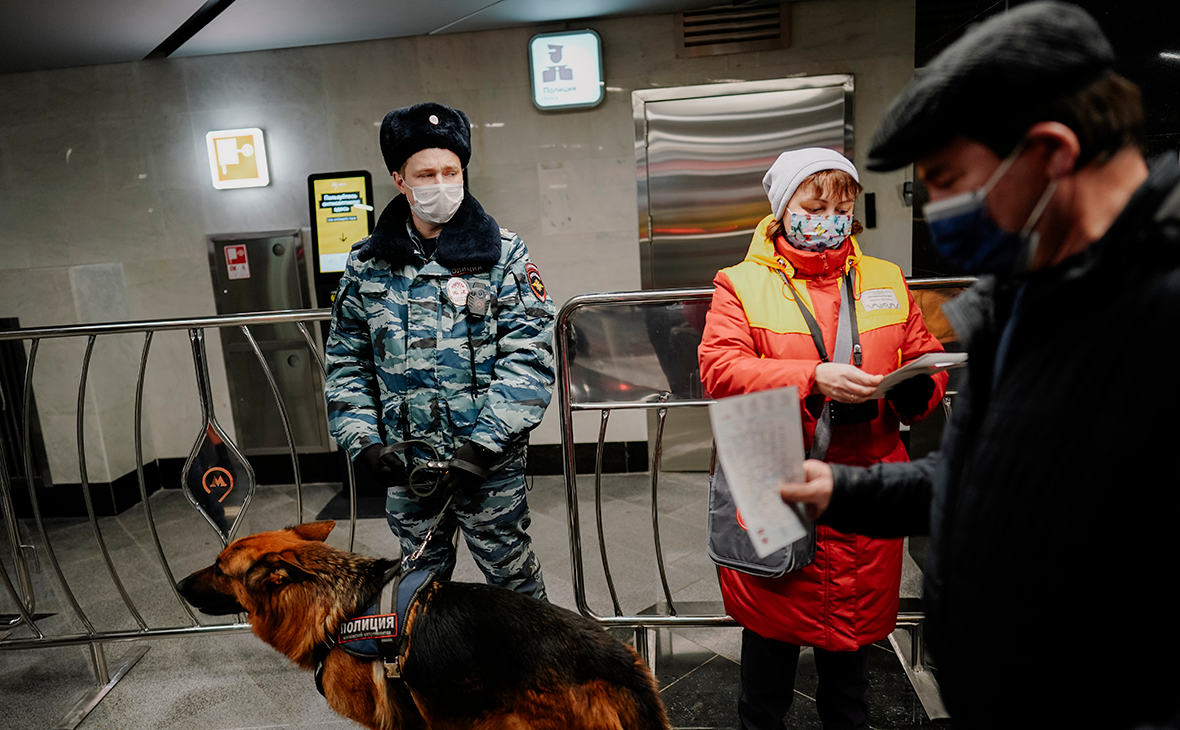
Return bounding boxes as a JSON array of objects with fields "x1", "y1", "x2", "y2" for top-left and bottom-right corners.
[
  {"x1": 885, "y1": 374, "x2": 936, "y2": 420},
  {"x1": 356, "y1": 444, "x2": 407, "y2": 486},
  {"x1": 440, "y1": 442, "x2": 495, "y2": 495}
]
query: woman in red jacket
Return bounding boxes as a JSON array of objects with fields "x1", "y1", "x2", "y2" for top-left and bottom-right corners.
[{"x1": 698, "y1": 148, "x2": 947, "y2": 730}]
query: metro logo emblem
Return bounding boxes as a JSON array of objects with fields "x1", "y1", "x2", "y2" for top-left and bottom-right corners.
[{"x1": 201, "y1": 467, "x2": 234, "y2": 503}]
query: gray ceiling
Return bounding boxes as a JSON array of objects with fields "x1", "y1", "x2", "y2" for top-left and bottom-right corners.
[{"x1": 0, "y1": 0, "x2": 732, "y2": 75}]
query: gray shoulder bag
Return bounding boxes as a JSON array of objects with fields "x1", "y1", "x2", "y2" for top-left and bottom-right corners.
[
  {"x1": 706, "y1": 463, "x2": 816, "y2": 577},
  {"x1": 704, "y1": 271, "x2": 857, "y2": 577}
]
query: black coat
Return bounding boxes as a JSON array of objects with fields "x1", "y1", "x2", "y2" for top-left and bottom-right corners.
[{"x1": 825, "y1": 155, "x2": 1180, "y2": 730}]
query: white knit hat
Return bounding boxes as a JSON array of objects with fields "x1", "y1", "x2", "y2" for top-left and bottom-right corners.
[{"x1": 763, "y1": 148, "x2": 859, "y2": 222}]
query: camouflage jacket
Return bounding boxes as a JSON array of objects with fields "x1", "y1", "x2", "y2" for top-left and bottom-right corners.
[{"x1": 325, "y1": 192, "x2": 556, "y2": 470}]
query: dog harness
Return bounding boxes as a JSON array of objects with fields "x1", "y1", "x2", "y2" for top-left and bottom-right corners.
[{"x1": 313, "y1": 567, "x2": 434, "y2": 697}]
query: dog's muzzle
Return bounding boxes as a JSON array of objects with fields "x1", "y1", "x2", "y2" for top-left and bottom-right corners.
[{"x1": 177, "y1": 569, "x2": 245, "y2": 615}]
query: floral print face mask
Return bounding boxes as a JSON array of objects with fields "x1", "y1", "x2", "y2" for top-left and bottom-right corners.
[{"x1": 785, "y1": 212, "x2": 852, "y2": 251}]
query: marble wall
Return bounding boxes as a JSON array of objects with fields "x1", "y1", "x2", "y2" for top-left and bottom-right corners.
[{"x1": 0, "y1": 0, "x2": 915, "y2": 483}]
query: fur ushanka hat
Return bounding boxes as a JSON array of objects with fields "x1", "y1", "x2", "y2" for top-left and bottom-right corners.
[{"x1": 379, "y1": 102, "x2": 472, "y2": 174}]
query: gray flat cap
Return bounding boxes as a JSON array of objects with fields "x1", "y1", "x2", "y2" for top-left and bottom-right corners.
[{"x1": 866, "y1": 1, "x2": 1114, "y2": 171}]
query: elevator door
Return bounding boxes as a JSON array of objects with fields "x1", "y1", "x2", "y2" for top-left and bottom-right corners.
[
  {"x1": 636, "y1": 75, "x2": 854, "y2": 290},
  {"x1": 633, "y1": 76, "x2": 854, "y2": 470}
]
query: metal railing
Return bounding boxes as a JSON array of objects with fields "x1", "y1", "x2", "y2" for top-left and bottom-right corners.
[
  {"x1": 555, "y1": 279, "x2": 974, "y2": 663},
  {"x1": 1, "y1": 277, "x2": 975, "y2": 726},
  {"x1": 557, "y1": 287, "x2": 728, "y2": 652},
  {"x1": 0, "y1": 308, "x2": 355, "y2": 730}
]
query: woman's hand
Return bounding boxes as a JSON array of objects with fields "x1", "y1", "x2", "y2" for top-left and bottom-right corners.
[{"x1": 814, "y1": 363, "x2": 884, "y2": 403}]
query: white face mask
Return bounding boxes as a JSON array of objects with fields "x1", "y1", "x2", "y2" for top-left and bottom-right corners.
[{"x1": 408, "y1": 182, "x2": 464, "y2": 225}]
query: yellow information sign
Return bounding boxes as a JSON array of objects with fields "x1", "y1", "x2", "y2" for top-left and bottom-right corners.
[
  {"x1": 205, "y1": 128, "x2": 270, "y2": 189},
  {"x1": 311, "y1": 175, "x2": 371, "y2": 273}
]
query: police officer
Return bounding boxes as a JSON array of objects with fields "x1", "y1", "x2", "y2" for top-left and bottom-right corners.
[{"x1": 325, "y1": 102, "x2": 554, "y2": 600}]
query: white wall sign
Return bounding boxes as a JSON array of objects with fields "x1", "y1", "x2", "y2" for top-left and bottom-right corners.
[
  {"x1": 529, "y1": 30, "x2": 604, "y2": 111},
  {"x1": 205, "y1": 128, "x2": 270, "y2": 189}
]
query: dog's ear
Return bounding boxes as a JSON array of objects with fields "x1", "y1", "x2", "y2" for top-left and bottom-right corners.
[
  {"x1": 290, "y1": 520, "x2": 335, "y2": 543},
  {"x1": 245, "y1": 551, "x2": 315, "y2": 593}
]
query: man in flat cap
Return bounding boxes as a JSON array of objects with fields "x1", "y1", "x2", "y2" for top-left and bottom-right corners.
[
  {"x1": 325, "y1": 102, "x2": 554, "y2": 599},
  {"x1": 778, "y1": 2, "x2": 1180, "y2": 728}
]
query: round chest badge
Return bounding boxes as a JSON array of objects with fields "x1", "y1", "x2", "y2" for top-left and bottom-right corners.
[
  {"x1": 525, "y1": 263, "x2": 546, "y2": 302},
  {"x1": 446, "y1": 277, "x2": 469, "y2": 307}
]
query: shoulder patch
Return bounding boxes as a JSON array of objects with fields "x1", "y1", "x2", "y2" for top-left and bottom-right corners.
[{"x1": 525, "y1": 262, "x2": 547, "y2": 302}]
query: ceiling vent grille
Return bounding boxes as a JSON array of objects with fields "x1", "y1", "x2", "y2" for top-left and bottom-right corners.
[{"x1": 675, "y1": 3, "x2": 790, "y2": 58}]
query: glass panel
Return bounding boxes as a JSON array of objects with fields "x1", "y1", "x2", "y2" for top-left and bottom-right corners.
[{"x1": 565, "y1": 296, "x2": 712, "y2": 405}]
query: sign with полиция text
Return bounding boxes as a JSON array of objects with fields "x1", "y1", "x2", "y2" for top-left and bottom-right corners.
[{"x1": 529, "y1": 30, "x2": 604, "y2": 111}]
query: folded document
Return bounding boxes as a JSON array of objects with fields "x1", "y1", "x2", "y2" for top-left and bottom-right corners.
[{"x1": 870, "y1": 351, "x2": 967, "y2": 399}]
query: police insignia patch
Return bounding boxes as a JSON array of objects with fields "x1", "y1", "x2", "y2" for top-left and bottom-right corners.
[
  {"x1": 525, "y1": 263, "x2": 546, "y2": 301},
  {"x1": 338, "y1": 612, "x2": 398, "y2": 644}
]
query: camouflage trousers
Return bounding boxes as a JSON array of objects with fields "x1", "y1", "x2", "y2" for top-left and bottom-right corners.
[{"x1": 385, "y1": 455, "x2": 546, "y2": 600}]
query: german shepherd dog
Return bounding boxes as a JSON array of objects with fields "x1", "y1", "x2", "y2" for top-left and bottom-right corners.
[{"x1": 177, "y1": 520, "x2": 668, "y2": 730}]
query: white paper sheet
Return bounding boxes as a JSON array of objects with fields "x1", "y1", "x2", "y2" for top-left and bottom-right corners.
[
  {"x1": 708, "y1": 386, "x2": 808, "y2": 557},
  {"x1": 869, "y1": 352, "x2": 968, "y2": 399}
]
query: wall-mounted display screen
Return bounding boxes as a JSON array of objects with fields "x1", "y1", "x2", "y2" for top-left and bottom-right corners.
[
  {"x1": 308, "y1": 171, "x2": 374, "y2": 274},
  {"x1": 528, "y1": 30, "x2": 604, "y2": 110}
]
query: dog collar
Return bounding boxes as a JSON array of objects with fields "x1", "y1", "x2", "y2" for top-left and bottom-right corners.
[{"x1": 314, "y1": 567, "x2": 434, "y2": 696}]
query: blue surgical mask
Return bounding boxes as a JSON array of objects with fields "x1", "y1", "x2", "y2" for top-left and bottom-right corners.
[{"x1": 924, "y1": 144, "x2": 1056, "y2": 276}]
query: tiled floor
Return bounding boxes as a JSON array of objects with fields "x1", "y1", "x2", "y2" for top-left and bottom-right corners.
[{"x1": 1, "y1": 473, "x2": 948, "y2": 729}]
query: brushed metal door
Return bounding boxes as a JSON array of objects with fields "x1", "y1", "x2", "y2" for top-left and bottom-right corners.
[
  {"x1": 633, "y1": 76, "x2": 853, "y2": 469},
  {"x1": 636, "y1": 76, "x2": 854, "y2": 290}
]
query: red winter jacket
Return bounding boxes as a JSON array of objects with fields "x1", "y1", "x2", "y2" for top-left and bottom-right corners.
[{"x1": 698, "y1": 216, "x2": 947, "y2": 651}]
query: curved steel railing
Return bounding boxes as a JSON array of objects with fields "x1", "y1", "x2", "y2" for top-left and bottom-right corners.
[
  {"x1": 557, "y1": 287, "x2": 732, "y2": 635},
  {"x1": 556, "y1": 279, "x2": 975, "y2": 645},
  {"x1": 2, "y1": 277, "x2": 974, "y2": 723},
  {"x1": 0, "y1": 308, "x2": 355, "y2": 729}
]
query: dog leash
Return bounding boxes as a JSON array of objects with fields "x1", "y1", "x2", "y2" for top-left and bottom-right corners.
[
  {"x1": 381, "y1": 440, "x2": 484, "y2": 569},
  {"x1": 402, "y1": 491, "x2": 457, "y2": 569},
  {"x1": 376, "y1": 440, "x2": 449, "y2": 498}
]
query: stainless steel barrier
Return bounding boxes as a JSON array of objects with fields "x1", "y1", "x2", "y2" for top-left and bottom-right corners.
[
  {"x1": 0, "y1": 308, "x2": 356, "y2": 730},
  {"x1": 2, "y1": 277, "x2": 974, "y2": 727},
  {"x1": 557, "y1": 287, "x2": 728, "y2": 666},
  {"x1": 556, "y1": 279, "x2": 974, "y2": 669}
]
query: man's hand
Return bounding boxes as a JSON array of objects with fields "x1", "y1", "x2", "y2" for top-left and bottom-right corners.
[
  {"x1": 815, "y1": 363, "x2": 884, "y2": 404},
  {"x1": 780, "y1": 459, "x2": 835, "y2": 521},
  {"x1": 357, "y1": 444, "x2": 406, "y2": 486},
  {"x1": 440, "y1": 442, "x2": 495, "y2": 496}
]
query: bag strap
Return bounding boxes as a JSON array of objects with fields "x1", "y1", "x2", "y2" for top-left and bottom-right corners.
[
  {"x1": 776, "y1": 269, "x2": 860, "y2": 460},
  {"x1": 779, "y1": 271, "x2": 828, "y2": 362}
]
